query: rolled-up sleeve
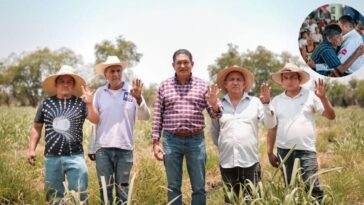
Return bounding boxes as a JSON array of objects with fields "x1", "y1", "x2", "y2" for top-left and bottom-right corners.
[{"x1": 206, "y1": 100, "x2": 223, "y2": 119}]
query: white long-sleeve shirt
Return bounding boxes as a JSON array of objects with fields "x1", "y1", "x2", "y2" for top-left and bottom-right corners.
[{"x1": 210, "y1": 93, "x2": 276, "y2": 168}]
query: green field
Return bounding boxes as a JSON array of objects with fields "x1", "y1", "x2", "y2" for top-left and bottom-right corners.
[{"x1": 0, "y1": 106, "x2": 364, "y2": 205}]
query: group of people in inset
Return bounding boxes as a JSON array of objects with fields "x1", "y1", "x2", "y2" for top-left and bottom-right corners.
[
  {"x1": 299, "y1": 20, "x2": 323, "y2": 62},
  {"x1": 28, "y1": 49, "x2": 336, "y2": 205},
  {"x1": 299, "y1": 5, "x2": 364, "y2": 77}
]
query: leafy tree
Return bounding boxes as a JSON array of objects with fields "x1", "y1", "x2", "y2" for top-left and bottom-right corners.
[
  {"x1": 326, "y1": 80, "x2": 348, "y2": 107},
  {"x1": 91, "y1": 35, "x2": 143, "y2": 88},
  {"x1": 347, "y1": 78, "x2": 359, "y2": 105},
  {"x1": 143, "y1": 83, "x2": 158, "y2": 107},
  {"x1": 207, "y1": 43, "x2": 243, "y2": 82},
  {"x1": 355, "y1": 79, "x2": 364, "y2": 107},
  {"x1": 94, "y1": 35, "x2": 142, "y2": 65},
  {"x1": 0, "y1": 62, "x2": 11, "y2": 106},
  {"x1": 3, "y1": 48, "x2": 81, "y2": 107}
]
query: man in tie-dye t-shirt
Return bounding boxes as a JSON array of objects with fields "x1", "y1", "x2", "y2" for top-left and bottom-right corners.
[{"x1": 28, "y1": 65, "x2": 92, "y2": 203}]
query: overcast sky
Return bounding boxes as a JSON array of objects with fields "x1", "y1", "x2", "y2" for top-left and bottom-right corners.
[{"x1": 1, "y1": 0, "x2": 363, "y2": 86}]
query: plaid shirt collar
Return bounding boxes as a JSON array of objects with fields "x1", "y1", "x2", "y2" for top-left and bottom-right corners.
[{"x1": 174, "y1": 73, "x2": 193, "y2": 85}]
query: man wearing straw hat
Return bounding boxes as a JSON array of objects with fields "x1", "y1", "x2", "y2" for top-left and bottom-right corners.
[
  {"x1": 28, "y1": 65, "x2": 91, "y2": 203},
  {"x1": 84, "y1": 56, "x2": 150, "y2": 204},
  {"x1": 210, "y1": 65, "x2": 276, "y2": 202},
  {"x1": 267, "y1": 63, "x2": 335, "y2": 200}
]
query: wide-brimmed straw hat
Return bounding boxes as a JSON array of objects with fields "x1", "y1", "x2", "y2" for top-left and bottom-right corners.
[
  {"x1": 95, "y1": 56, "x2": 128, "y2": 75},
  {"x1": 42, "y1": 65, "x2": 86, "y2": 97},
  {"x1": 217, "y1": 65, "x2": 254, "y2": 93},
  {"x1": 271, "y1": 63, "x2": 310, "y2": 85}
]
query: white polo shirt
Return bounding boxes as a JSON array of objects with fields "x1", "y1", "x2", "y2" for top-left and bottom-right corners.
[
  {"x1": 337, "y1": 29, "x2": 364, "y2": 74},
  {"x1": 92, "y1": 83, "x2": 150, "y2": 152},
  {"x1": 271, "y1": 88, "x2": 324, "y2": 152},
  {"x1": 210, "y1": 93, "x2": 276, "y2": 168}
]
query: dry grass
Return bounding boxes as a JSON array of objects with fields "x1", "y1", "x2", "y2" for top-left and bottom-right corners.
[{"x1": 0, "y1": 106, "x2": 364, "y2": 204}]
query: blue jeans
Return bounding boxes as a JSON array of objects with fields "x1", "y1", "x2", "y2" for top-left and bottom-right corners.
[
  {"x1": 44, "y1": 154, "x2": 88, "y2": 202},
  {"x1": 96, "y1": 148, "x2": 133, "y2": 205},
  {"x1": 163, "y1": 131, "x2": 206, "y2": 205},
  {"x1": 277, "y1": 148, "x2": 324, "y2": 199}
]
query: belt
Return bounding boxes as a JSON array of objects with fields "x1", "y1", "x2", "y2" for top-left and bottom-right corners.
[{"x1": 171, "y1": 129, "x2": 204, "y2": 137}]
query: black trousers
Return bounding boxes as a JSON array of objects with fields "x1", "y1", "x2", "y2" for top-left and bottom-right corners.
[{"x1": 220, "y1": 163, "x2": 261, "y2": 203}]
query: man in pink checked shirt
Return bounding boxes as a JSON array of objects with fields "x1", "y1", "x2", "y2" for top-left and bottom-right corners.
[{"x1": 151, "y1": 49, "x2": 222, "y2": 205}]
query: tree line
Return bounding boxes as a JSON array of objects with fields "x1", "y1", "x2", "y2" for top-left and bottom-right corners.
[{"x1": 0, "y1": 39, "x2": 363, "y2": 107}]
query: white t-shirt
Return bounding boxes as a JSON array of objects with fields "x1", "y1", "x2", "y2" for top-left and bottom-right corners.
[{"x1": 270, "y1": 88, "x2": 324, "y2": 152}]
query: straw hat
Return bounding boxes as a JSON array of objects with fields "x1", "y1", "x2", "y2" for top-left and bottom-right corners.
[
  {"x1": 95, "y1": 56, "x2": 128, "y2": 75},
  {"x1": 271, "y1": 63, "x2": 310, "y2": 85},
  {"x1": 216, "y1": 65, "x2": 254, "y2": 93},
  {"x1": 42, "y1": 65, "x2": 86, "y2": 97}
]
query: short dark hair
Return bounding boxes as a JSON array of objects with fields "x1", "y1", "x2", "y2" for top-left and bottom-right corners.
[
  {"x1": 324, "y1": 24, "x2": 342, "y2": 39},
  {"x1": 172, "y1": 49, "x2": 193, "y2": 63},
  {"x1": 339, "y1": 15, "x2": 355, "y2": 28},
  {"x1": 55, "y1": 75, "x2": 75, "y2": 85}
]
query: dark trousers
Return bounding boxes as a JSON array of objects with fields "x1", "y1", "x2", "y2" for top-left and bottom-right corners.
[
  {"x1": 277, "y1": 148, "x2": 324, "y2": 200},
  {"x1": 220, "y1": 163, "x2": 261, "y2": 203}
]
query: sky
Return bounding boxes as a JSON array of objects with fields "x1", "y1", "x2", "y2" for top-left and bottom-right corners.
[{"x1": 1, "y1": 0, "x2": 363, "y2": 86}]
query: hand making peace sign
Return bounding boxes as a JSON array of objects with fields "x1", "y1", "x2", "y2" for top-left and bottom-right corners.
[{"x1": 81, "y1": 85, "x2": 94, "y2": 105}]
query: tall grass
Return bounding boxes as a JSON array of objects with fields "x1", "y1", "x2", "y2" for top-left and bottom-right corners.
[{"x1": 1, "y1": 106, "x2": 364, "y2": 204}]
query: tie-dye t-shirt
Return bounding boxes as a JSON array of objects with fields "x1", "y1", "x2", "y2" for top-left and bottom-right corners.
[{"x1": 34, "y1": 96, "x2": 87, "y2": 156}]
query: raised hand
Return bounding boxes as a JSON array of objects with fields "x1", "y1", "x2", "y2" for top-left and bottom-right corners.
[
  {"x1": 205, "y1": 84, "x2": 220, "y2": 107},
  {"x1": 130, "y1": 78, "x2": 143, "y2": 104},
  {"x1": 81, "y1": 85, "x2": 93, "y2": 105},
  {"x1": 314, "y1": 79, "x2": 326, "y2": 99},
  {"x1": 259, "y1": 83, "x2": 271, "y2": 104}
]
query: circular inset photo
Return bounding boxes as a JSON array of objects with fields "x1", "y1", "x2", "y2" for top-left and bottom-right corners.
[{"x1": 298, "y1": 4, "x2": 364, "y2": 77}]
